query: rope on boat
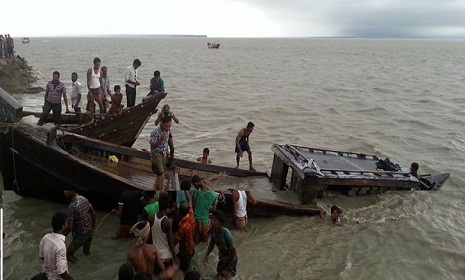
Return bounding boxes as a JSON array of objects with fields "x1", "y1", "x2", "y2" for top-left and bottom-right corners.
[
  {"x1": 11, "y1": 122, "x2": 21, "y2": 193},
  {"x1": 0, "y1": 122, "x2": 21, "y2": 127},
  {"x1": 94, "y1": 210, "x2": 114, "y2": 233}
]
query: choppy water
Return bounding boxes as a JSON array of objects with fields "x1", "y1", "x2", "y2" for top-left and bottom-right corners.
[{"x1": 2, "y1": 37, "x2": 465, "y2": 279}]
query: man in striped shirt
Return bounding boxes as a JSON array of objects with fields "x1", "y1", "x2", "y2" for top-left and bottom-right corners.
[{"x1": 38, "y1": 71, "x2": 70, "y2": 126}]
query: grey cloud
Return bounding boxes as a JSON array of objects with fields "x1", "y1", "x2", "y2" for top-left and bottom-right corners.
[{"x1": 226, "y1": 0, "x2": 465, "y2": 38}]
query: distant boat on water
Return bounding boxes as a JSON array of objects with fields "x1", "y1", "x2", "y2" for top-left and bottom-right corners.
[
  {"x1": 207, "y1": 41, "x2": 220, "y2": 49},
  {"x1": 22, "y1": 37, "x2": 30, "y2": 44}
]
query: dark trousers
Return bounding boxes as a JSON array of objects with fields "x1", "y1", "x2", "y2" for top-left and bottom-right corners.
[
  {"x1": 125, "y1": 85, "x2": 136, "y2": 107},
  {"x1": 38, "y1": 101, "x2": 61, "y2": 126}
]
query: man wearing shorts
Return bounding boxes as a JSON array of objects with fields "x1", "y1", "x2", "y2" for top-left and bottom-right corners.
[
  {"x1": 235, "y1": 121, "x2": 255, "y2": 171},
  {"x1": 149, "y1": 115, "x2": 174, "y2": 190}
]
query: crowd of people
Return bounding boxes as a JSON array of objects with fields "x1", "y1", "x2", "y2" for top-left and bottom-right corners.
[
  {"x1": 35, "y1": 173, "x2": 259, "y2": 280},
  {"x1": 0, "y1": 34, "x2": 15, "y2": 60},
  {"x1": 36, "y1": 57, "x2": 166, "y2": 126}
]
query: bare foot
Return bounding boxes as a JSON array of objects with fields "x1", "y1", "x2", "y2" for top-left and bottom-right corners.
[
  {"x1": 68, "y1": 255, "x2": 78, "y2": 263},
  {"x1": 249, "y1": 167, "x2": 256, "y2": 172},
  {"x1": 235, "y1": 165, "x2": 239, "y2": 170}
]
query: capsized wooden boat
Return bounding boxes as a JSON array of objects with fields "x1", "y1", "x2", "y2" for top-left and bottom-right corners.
[
  {"x1": 270, "y1": 144, "x2": 450, "y2": 202},
  {"x1": 215, "y1": 189, "x2": 323, "y2": 217},
  {"x1": 0, "y1": 125, "x2": 322, "y2": 216}
]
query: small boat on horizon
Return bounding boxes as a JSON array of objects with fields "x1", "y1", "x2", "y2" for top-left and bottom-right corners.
[
  {"x1": 21, "y1": 37, "x2": 30, "y2": 44},
  {"x1": 207, "y1": 41, "x2": 220, "y2": 49}
]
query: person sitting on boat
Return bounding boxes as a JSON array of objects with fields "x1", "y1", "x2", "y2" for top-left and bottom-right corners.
[
  {"x1": 108, "y1": 85, "x2": 123, "y2": 116},
  {"x1": 197, "y1": 147, "x2": 212, "y2": 165},
  {"x1": 410, "y1": 162, "x2": 419, "y2": 178},
  {"x1": 330, "y1": 205, "x2": 343, "y2": 226},
  {"x1": 231, "y1": 189, "x2": 256, "y2": 231},
  {"x1": 150, "y1": 70, "x2": 165, "y2": 94},
  {"x1": 235, "y1": 122, "x2": 255, "y2": 171}
]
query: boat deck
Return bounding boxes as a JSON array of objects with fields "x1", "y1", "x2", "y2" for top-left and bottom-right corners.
[{"x1": 72, "y1": 153, "x2": 176, "y2": 191}]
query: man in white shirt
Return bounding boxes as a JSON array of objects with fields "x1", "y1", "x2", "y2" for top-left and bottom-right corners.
[
  {"x1": 39, "y1": 212, "x2": 74, "y2": 280},
  {"x1": 70, "y1": 72, "x2": 83, "y2": 125},
  {"x1": 125, "y1": 59, "x2": 141, "y2": 108}
]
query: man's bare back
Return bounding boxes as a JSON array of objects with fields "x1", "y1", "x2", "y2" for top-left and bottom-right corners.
[{"x1": 127, "y1": 243, "x2": 165, "y2": 274}]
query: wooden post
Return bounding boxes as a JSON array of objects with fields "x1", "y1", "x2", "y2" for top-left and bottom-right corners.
[{"x1": 270, "y1": 154, "x2": 289, "y2": 190}]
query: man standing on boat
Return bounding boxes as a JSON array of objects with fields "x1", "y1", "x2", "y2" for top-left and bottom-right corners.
[
  {"x1": 86, "y1": 57, "x2": 106, "y2": 120},
  {"x1": 38, "y1": 71, "x2": 70, "y2": 126},
  {"x1": 235, "y1": 122, "x2": 255, "y2": 171},
  {"x1": 125, "y1": 59, "x2": 141, "y2": 107},
  {"x1": 70, "y1": 72, "x2": 83, "y2": 125},
  {"x1": 150, "y1": 115, "x2": 174, "y2": 191}
]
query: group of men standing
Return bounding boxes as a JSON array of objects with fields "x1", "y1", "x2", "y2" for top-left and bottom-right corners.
[
  {"x1": 37, "y1": 57, "x2": 166, "y2": 126},
  {"x1": 0, "y1": 34, "x2": 14, "y2": 60}
]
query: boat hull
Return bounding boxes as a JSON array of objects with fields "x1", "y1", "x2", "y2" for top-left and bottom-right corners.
[{"x1": 0, "y1": 126, "x2": 322, "y2": 216}]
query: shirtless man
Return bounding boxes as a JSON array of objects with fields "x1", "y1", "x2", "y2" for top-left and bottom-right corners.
[
  {"x1": 127, "y1": 221, "x2": 165, "y2": 275},
  {"x1": 235, "y1": 122, "x2": 255, "y2": 171}
]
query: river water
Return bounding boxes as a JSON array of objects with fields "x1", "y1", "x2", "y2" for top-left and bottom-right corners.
[{"x1": 2, "y1": 37, "x2": 465, "y2": 279}]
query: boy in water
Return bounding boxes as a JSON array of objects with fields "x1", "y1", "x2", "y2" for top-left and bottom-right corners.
[
  {"x1": 410, "y1": 162, "x2": 419, "y2": 178},
  {"x1": 108, "y1": 85, "x2": 123, "y2": 116},
  {"x1": 330, "y1": 205, "x2": 343, "y2": 226},
  {"x1": 197, "y1": 148, "x2": 212, "y2": 164}
]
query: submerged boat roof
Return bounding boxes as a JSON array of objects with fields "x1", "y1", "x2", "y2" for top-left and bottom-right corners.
[{"x1": 271, "y1": 143, "x2": 414, "y2": 181}]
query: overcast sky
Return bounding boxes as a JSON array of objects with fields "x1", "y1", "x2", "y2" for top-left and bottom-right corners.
[{"x1": 3, "y1": 0, "x2": 465, "y2": 38}]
